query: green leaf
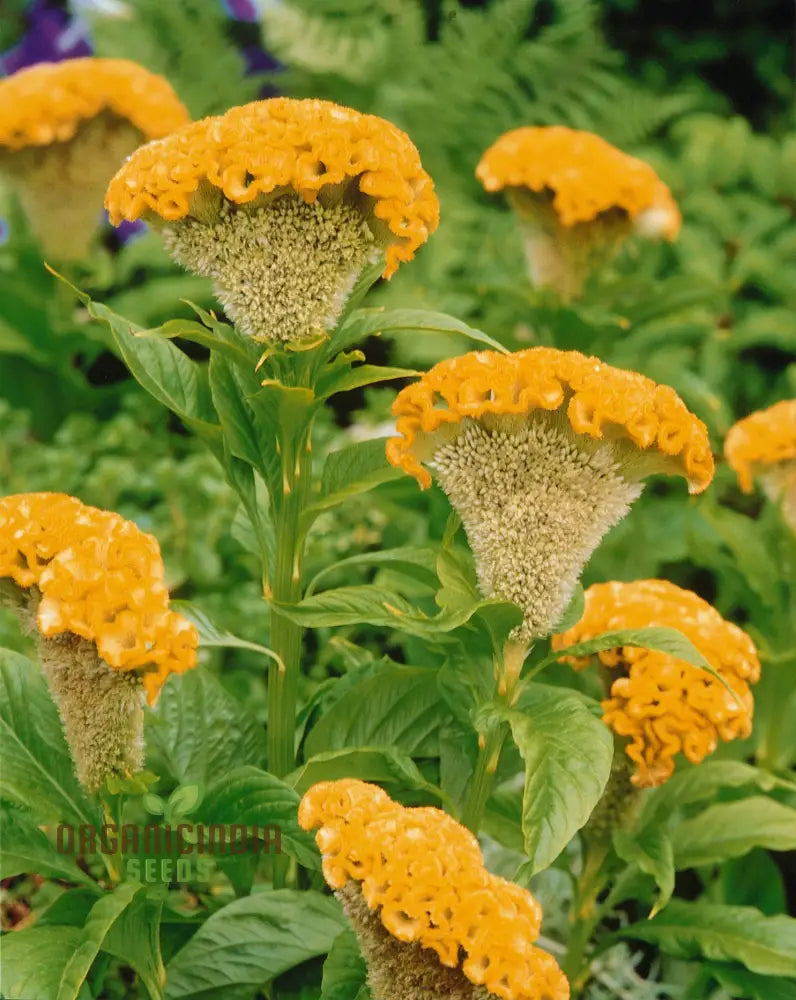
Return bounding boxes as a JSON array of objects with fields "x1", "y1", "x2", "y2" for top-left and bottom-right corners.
[
  {"x1": 0, "y1": 649, "x2": 100, "y2": 826},
  {"x1": 0, "y1": 806, "x2": 96, "y2": 885},
  {"x1": 145, "y1": 668, "x2": 267, "y2": 787},
  {"x1": 613, "y1": 827, "x2": 674, "y2": 916},
  {"x1": 308, "y1": 437, "x2": 405, "y2": 516},
  {"x1": 135, "y1": 318, "x2": 250, "y2": 366},
  {"x1": 708, "y1": 964, "x2": 796, "y2": 1000},
  {"x1": 100, "y1": 889, "x2": 166, "y2": 1000},
  {"x1": 551, "y1": 584, "x2": 585, "y2": 634},
  {"x1": 336, "y1": 307, "x2": 510, "y2": 354},
  {"x1": 720, "y1": 850, "x2": 787, "y2": 916},
  {"x1": 0, "y1": 926, "x2": 87, "y2": 1000},
  {"x1": 273, "y1": 585, "x2": 420, "y2": 629},
  {"x1": 171, "y1": 601, "x2": 281, "y2": 664},
  {"x1": 37, "y1": 888, "x2": 101, "y2": 928},
  {"x1": 273, "y1": 584, "x2": 507, "y2": 639},
  {"x1": 321, "y1": 929, "x2": 367, "y2": 1000},
  {"x1": 305, "y1": 546, "x2": 439, "y2": 597},
  {"x1": 288, "y1": 747, "x2": 442, "y2": 799},
  {"x1": 164, "y1": 890, "x2": 346, "y2": 999},
  {"x1": 52, "y1": 272, "x2": 220, "y2": 438},
  {"x1": 670, "y1": 797, "x2": 796, "y2": 869},
  {"x1": 501, "y1": 684, "x2": 613, "y2": 874},
  {"x1": 208, "y1": 354, "x2": 280, "y2": 492},
  {"x1": 540, "y1": 625, "x2": 741, "y2": 699},
  {"x1": 199, "y1": 765, "x2": 318, "y2": 869},
  {"x1": 305, "y1": 666, "x2": 444, "y2": 758},
  {"x1": 316, "y1": 363, "x2": 417, "y2": 400},
  {"x1": 616, "y1": 901, "x2": 796, "y2": 976},
  {"x1": 142, "y1": 305, "x2": 260, "y2": 367},
  {"x1": 639, "y1": 761, "x2": 779, "y2": 828},
  {"x1": 58, "y1": 882, "x2": 160, "y2": 1000}
]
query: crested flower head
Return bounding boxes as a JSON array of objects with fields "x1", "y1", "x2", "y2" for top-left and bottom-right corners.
[
  {"x1": 725, "y1": 399, "x2": 796, "y2": 530},
  {"x1": 300, "y1": 779, "x2": 568, "y2": 1000},
  {"x1": 105, "y1": 97, "x2": 439, "y2": 343},
  {"x1": 0, "y1": 58, "x2": 189, "y2": 259},
  {"x1": 386, "y1": 348, "x2": 713, "y2": 640},
  {"x1": 476, "y1": 126, "x2": 680, "y2": 297},
  {"x1": 0, "y1": 58, "x2": 188, "y2": 151},
  {"x1": 552, "y1": 580, "x2": 760, "y2": 787},
  {"x1": 0, "y1": 492, "x2": 197, "y2": 705}
]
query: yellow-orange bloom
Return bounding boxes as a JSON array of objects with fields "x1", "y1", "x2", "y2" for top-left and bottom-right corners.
[
  {"x1": 552, "y1": 580, "x2": 760, "y2": 787},
  {"x1": 387, "y1": 348, "x2": 711, "y2": 491},
  {"x1": 0, "y1": 58, "x2": 188, "y2": 151},
  {"x1": 300, "y1": 780, "x2": 568, "y2": 1000},
  {"x1": 105, "y1": 98, "x2": 438, "y2": 343},
  {"x1": 0, "y1": 492, "x2": 197, "y2": 705},
  {"x1": 386, "y1": 349, "x2": 714, "y2": 640},
  {"x1": 477, "y1": 126, "x2": 680, "y2": 236},
  {"x1": 476, "y1": 126, "x2": 680, "y2": 297},
  {"x1": 725, "y1": 399, "x2": 796, "y2": 530},
  {"x1": 0, "y1": 58, "x2": 189, "y2": 259}
]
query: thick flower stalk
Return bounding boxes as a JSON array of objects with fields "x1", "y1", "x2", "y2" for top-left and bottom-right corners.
[
  {"x1": 476, "y1": 126, "x2": 680, "y2": 298},
  {"x1": 386, "y1": 348, "x2": 713, "y2": 644},
  {"x1": 105, "y1": 97, "x2": 439, "y2": 344},
  {"x1": 0, "y1": 58, "x2": 188, "y2": 259},
  {"x1": 725, "y1": 399, "x2": 796, "y2": 531},
  {"x1": 553, "y1": 580, "x2": 760, "y2": 787},
  {"x1": 0, "y1": 492, "x2": 198, "y2": 790},
  {"x1": 299, "y1": 779, "x2": 569, "y2": 1000}
]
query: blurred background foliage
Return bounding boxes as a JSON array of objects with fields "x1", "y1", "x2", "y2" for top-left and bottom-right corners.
[{"x1": 0, "y1": 2, "x2": 794, "y2": 990}]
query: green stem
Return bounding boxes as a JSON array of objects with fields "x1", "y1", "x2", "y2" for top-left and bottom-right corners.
[
  {"x1": 563, "y1": 840, "x2": 610, "y2": 995},
  {"x1": 267, "y1": 425, "x2": 313, "y2": 778},
  {"x1": 460, "y1": 723, "x2": 506, "y2": 834}
]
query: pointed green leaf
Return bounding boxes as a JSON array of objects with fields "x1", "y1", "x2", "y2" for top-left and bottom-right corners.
[
  {"x1": 58, "y1": 882, "x2": 158, "y2": 1000},
  {"x1": 0, "y1": 806, "x2": 95, "y2": 885},
  {"x1": 670, "y1": 797, "x2": 796, "y2": 869},
  {"x1": 0, "y1": 926, "x2": 87, "y2": 1000},
  {"x1": 288, "y1": 747, "x2": 442, "y2": 800},
  {"x1": 336, "y1": 307, "x2": 510, "y2": 353},
  {"x1": 305, "y1": 666, "x2": 444, "y2": 758},
  {"x1": 145, "y1": 668, "x2": 266, "y2": 787},
  {"x1": 0, "y1": 649, "x2": 100, "y2": 826},
  {"x1": 51, "y1": 272, "x2": 220, "y2": 437},
  {"x1": 540, "y1": 625, "x2": 741, "y2": 700},
  {"x1": 307, "y1": 437, "x2": 404, "y2": 516},
  {"x1": 501, "y1": 684, "x2": 613, "y2": 874},
  {"x1": 616, "y1": 901, "x2": 796, "y2": 976},
  {"x1": 171, "y1": 600, "x2": 280, "y2": 664},
  {"x1": 164, "y1": 891, "x2": 346, "y2": 998},
  {"x1": 321, "y1": 929, "x2": 367, "y2": 1000},
  {"x1": 639, "y1": 761, "x2": 780, "y2": 828},
  {"x1": 199, "y1": 765, "x2": 318, "y2": 869},
  {"x1": 613, "y1": 827, "x2": 675, "y2": 916}
]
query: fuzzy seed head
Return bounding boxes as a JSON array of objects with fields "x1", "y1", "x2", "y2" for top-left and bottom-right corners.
[
  {"x1": 162, "y1": 197, "x2": 377, "y2": 343},
  {"x1": 431, "y1": 416, "x2": 641, "y2": 639}
]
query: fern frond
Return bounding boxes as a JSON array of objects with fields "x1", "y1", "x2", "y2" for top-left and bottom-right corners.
[{"x1": 84, "y1": 0, "x2": 261, "y2": 117}]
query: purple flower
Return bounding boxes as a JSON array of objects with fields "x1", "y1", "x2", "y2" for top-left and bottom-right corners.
[
  {"x1": 220, "y1": 0, "x2": 262, "y2": 22},
  {"x1": 0, "y1": 1, "x2": 91, "y2": 76}
]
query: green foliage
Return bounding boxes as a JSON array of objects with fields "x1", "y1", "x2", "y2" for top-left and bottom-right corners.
[
  {"x1": 1, "y1": 2, "x2": 794, "y2": 999},
  {"x1": 87, "y1": 0, "x2": 264, "y2": 117}
]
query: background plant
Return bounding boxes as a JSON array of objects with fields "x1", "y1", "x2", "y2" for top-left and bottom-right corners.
[{"x1": 1, "y1": 2, "x2": 794, "y2": 1000}]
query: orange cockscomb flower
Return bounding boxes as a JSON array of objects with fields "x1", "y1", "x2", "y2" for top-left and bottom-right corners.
[
  {"x1": 476, "y1": 126, "x2": 680, "y2": 298},
  {"x1": 552, "y1": 580, "x2": 760, "y2": 787},
  {"x1": 386, "y1": 348, "x2": 713, "y2": 641},
  {"x1": 725, "y1": 399, "x2": 796, "y2": 531},
  {"x1": 300, "y1": 780, "x2": 568, "y2": 1000},
  {"x1": 105, "y1": 97, "x2": 439, "y2": 344},
  {"x1": 0, "y1": 58, "x2": 188, "y2": 259},
  {"x1": 0, "y1": 493, "x2": 198, "y2": 789}
]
